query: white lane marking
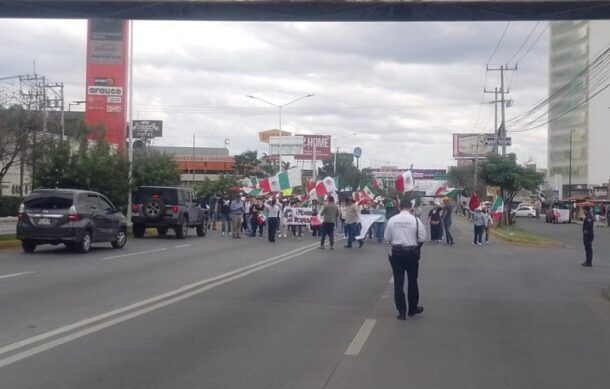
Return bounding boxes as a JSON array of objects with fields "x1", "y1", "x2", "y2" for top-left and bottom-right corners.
[
  {"x1": 0, "y1": 242, "x2": 320, "y2": 367},
  {"x1": 100, "y1": 248, "x2": 168, "y2": 261},
  {"x1": 0, "y1": 271, "x2": 35, "y2": 280},
  {"x1": 345, "y1": 319, "x2": 377, "y2": 356},
  {"x1": 175, "y1": 244, "x2": 192, "y2": 248}
]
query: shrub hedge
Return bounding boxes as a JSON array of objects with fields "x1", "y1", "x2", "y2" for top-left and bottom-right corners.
[{"x1": 0, "y1": 196, "x2": 24, "y2": 217}]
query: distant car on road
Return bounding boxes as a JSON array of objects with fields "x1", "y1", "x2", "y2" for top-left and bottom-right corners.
[
  {"x1": 17, "y1": 189, "x2": 128, "y2": 253},
  {"x1": 131, "y1": 186, "x2": 208, "y2": 239},
  {"x1": 512, "y1": 205, "x2": 537, "y2": 218}
]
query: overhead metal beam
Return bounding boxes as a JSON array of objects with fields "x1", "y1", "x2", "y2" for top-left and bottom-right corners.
[{"x1": 1, "y1": 1, "x2": 610, "y2": 21}]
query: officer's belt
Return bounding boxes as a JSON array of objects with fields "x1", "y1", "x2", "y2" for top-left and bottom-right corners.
[{"x1": 391, "y1": 245, "x2": 418, "y2": 251}]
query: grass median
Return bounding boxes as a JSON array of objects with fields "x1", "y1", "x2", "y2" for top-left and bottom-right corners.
[{"x1": 490, "y1": 225, "x2": 563, "y2": 247}]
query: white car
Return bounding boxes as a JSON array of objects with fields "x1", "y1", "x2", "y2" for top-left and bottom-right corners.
[{"x1": 513, "y1": 205, "x2": 537, "y2": 218}]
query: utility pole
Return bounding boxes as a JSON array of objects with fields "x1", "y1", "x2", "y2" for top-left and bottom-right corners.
[
  {"x1": 486, "y1": 64, "x2": 517, "y2": 155},
  {"x1": 473, "y1": 133, "x2": 480, "y2": 192}
]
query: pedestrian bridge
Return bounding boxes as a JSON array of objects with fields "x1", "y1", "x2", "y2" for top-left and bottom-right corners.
[{"x1": 1, "y1": 0, "x2": 610, "y2": 21}]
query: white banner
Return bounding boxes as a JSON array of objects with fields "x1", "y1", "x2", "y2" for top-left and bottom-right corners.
[
  {"x1": 282, "y1": 207, "x2": 313, "y2": 225},
  {"x1": 355, "y1": 214, "x2": 385, "y2": 240}
]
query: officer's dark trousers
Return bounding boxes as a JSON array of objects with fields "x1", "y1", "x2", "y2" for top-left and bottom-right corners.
[
  {"x1": 389, "y1": 248, "x2": 420, "y2": 315},
  {"x1": 583, "y1": 236, "x2": 593, "y2": 265}
]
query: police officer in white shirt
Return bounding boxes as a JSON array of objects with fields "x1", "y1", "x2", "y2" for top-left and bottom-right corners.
[{"x1": 384, "y1": 199, "x2": 427, "y2": 320}]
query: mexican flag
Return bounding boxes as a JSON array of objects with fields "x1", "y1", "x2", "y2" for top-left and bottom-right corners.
[
  {"x1": 316, "y1": 176, "x2": 338, "y2": 197},
  {"x1": 259, "y1": 178, "x2": 271, "y2": 193},
  {"x1": 362, "y1": 185, "x2": 376, "y2": 200},
  {"x1": 242, "y1": 187, "x2": 262, "y2": 196},
  {"x1": 395, "y1": 171, "x2": 414, "y2": 193},
  {"x1": 250, "y1": 177, "x2": 259, "y2": 187},
  {"x1": 278, "y1": 168, "x2": 302, "y2": 191},
  {"x1": 371, "y1": 177, "x2": 384, "y2": 190},
  {"x1": 491, "y1": 196, "x2": 504, "y2": 220}
]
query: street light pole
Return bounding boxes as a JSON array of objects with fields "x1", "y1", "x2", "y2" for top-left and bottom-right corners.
[{"x1": 246, "y1": 93, "x2": 315, "y2": 173}]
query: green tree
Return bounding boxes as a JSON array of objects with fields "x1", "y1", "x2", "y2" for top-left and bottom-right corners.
[
  {"x1": 478, "y1": 153, "x2": 545, "y2": 224},
  {"x1": 195, "y1": 175, "x2": 241, "y2": 199},
  {"x1": 0, "y1": 105, "x2": 39, "y2": 195},
  {"x1": 317, "y1": 152, "x2": 370, "y2": 191},
  {"x1": 448, "y1": 164, "x2": 486, "y2": 198},
  {"x1": 34, "y1": 130, "x2": 130, "y2": 209},
  {"x1": 233, "y1": 150, "x2": 261, "y2": 177},
  {"x1": 132, "y1": 149, "x2": 181, "y2": 189}
]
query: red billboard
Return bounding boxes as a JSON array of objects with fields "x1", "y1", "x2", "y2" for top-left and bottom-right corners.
[
  {"x1": 84, "y1": 19, "x2": 128, "y2": 152},
  {"x1": 295, "y1": 134, "x2": 331, "y2": 160}
]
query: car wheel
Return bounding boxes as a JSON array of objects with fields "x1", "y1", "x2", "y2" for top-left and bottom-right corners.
[
  {"x1": 78, "y1": 231, "x2": 92, "y2": 253},
  {"x1": 528, "y1": 214, "x2": 533, "y2": 218},
  {"x1": 111, "y1": 229, "x2": 127, "y2": 249},
  {"x1": 133, "y1": 223, "x2": 145, "y2": 238},
  {"x1": 157, "y1": 227, "x2": 168, "y2": 236},
  {"x1": 196, "y1": 223, "x2": 206, "y2": 237},
  {"x1": 22, "y1": 240, "x2": 36, "y2": 253},
  {"x1": 175, "y1": 217, "x2": 188, "y2": 239}
]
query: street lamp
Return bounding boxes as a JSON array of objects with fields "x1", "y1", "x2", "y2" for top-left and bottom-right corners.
[
  {"x1": 246, "y1": 93, "x2": 315, "y2": 172},
  {"x1": 333, "y1": 132, "x2": 358, "y2": 175}
]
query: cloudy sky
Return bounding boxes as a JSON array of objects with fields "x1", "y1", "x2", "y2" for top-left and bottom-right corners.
[{"x1": 0, "y1": 19, "x2": 549, "y2": 169}]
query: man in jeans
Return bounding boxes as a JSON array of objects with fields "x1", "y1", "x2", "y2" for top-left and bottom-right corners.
[
  {"x1": 319, "y1": 195, "x2": 340, "y2": 250},
  {"x1": 442, "y1": 197, "x2": 455, "y2": 245},
  {"x1": 473, "y1": 208, "x2": 485, "y2": 245},
  {"x1": 230, "y1": 196, "x2": 245, "y2": 239},
  {"x1": 344, "y1": 198, "x2": 360, "y2": 248}
]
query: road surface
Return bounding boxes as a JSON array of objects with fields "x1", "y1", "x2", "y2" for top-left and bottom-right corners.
[{"x1": 0, "y1": 217, "x2": 609, "y2": 388}]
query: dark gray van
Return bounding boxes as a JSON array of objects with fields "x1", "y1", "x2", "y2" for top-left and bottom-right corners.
[{"x1": 16, "y1": 189, "x2": 128, "y2": 253}]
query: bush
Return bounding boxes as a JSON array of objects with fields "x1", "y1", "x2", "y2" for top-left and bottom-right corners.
[{"x1": 0, "y1": 196, "x2": 24, "y2": 217}]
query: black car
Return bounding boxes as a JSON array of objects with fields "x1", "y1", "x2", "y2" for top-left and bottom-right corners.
[
  {"x1": 131, "y1": 186, "x2": 208, "y2": 239},
  {"x1": 17, "y1": 189, "x2": 128, "y2": 253}
]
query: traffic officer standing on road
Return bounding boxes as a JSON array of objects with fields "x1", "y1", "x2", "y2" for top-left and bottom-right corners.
[
  {"x1": 384, "y1": 199, "x2": 427, "y2": 320},
  {"x1": 582, "y1": 205, "x2": 595, "y2": 267}
]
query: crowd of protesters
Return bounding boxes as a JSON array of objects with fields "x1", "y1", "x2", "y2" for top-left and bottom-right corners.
[{"x1": 203, "y1": 192, "x2": 401, "y2": 248}]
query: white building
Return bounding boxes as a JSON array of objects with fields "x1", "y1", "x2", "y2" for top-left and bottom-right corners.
[{"x1": 548, "y1": 20, "x2": 610, "y2": 196}]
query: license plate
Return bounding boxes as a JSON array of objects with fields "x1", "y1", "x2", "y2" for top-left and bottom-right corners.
[{"x1": 38, "y1": 218, "x2": 51, "y2": 225}]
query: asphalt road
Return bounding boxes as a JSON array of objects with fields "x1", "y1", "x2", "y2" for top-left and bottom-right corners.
[
  {"x1": 0, "y1": 218, "x2": 609, "y2": 388},
  {"x1": 517, "y1": 217, "x2": 610, "y2": 264}
]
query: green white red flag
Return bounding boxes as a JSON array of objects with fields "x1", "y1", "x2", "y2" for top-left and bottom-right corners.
[{"x1": 491, "y1": 196, "x2": 504, "y2": 220}]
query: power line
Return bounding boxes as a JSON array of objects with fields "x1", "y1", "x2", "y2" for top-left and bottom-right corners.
[
  {"x1": 487, "y1": 21, "x2": 511, "y2": 65},
  {"x1": 515, "y1": 22, "x2": 550, "y2": 64},
  {"x1": 506, "y1": 21, "x2": 540, "y2": 65}
]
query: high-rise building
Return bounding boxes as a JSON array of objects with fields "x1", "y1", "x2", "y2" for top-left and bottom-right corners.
[{"x1": 548, "y1": 20, "x2": 610, "y2": 196}]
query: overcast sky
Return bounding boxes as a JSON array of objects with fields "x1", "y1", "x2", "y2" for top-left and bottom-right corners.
[{"x1": 0, "y1": 19, "x2": 550, "y2": 169}]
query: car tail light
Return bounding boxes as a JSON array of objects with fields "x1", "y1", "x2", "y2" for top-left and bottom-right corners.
[
  {"x1": 151, "y1": 194, "x2": 160, "y2": 199},
  {"x1": 132, "y1": 204, "x2": 140, "y2": 213},
  {"x1": 68, "y1": 205, "x2": 79, "y2": 221},
  {"x1": 171, "y1": 206, "x2": 179, "y2": 214},
  {"x1": 17, "y1": 203, "x2": 25, "y2": 220}
]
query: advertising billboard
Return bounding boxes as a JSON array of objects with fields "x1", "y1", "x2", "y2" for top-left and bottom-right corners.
[
  {"x1": 259, "y1": 129, "x2": 291, "y2": 143},
  {"x1": 84, "y1": 19, "x2": 129, "y2": 151},
  {"x1": 133, "y1": 120, "x2": 163, "y2": 138},
  {"x1": 453, "y1": 133, "x2": 512, "y2": 159},
  {"x1": 295, "y1": 134, "x2": 332, "y2": 160}
]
